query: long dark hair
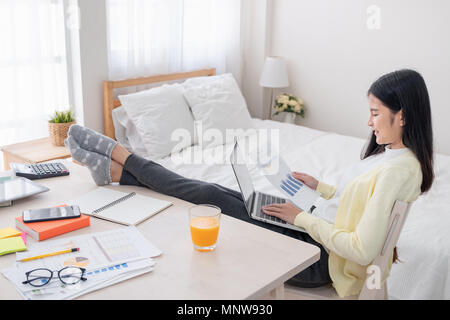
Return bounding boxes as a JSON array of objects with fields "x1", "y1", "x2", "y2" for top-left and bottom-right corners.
[
  {"x1": 362, "y1": 69, "x2": 434, "y2": 193},
  {"x1": 362, "y1": 69, "x2": 434, "y2": 263}
]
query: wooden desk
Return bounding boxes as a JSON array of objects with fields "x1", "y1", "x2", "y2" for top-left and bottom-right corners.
[
  {"x1": 1, "y1": 137, "x2": 71, "y2": 170},
  {"x1": 0, "y1": 160, "x2": 320, "y2": 300}
]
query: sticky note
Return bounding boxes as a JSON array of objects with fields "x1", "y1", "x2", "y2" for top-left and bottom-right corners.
[
  {"x1": 20, "y1": 232, "x2": 27, "y2": 244},
  {"x1": 0, "y1": 228, "x2": 22, "y2": 240},
  {"x1": 0, "y1": 236, "x2": 27, "y2": 256}
]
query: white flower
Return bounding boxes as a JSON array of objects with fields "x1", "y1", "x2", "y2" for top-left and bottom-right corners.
[
  {"x1": 288, "y1": 100, "x2": 297, "y2": 107},
  {"x1": 277, "y1": 95, "x2": 289, "y2": 104}
]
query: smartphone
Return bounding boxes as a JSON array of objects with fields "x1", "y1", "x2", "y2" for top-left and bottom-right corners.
[{"x1": 22, "y1": 205, "x2": 81, "y2": 223}]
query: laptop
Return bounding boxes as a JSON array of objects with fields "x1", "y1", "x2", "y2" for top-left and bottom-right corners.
[{"x1": 230, "y1": 143, "x2": 306, "y2": 232}]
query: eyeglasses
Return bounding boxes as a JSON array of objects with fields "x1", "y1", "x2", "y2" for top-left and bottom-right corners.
[{"x1": 22, "y1": 266, "x2": 87, "y2": 287}]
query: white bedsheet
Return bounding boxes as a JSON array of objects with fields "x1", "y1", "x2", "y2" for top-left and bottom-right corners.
[{"x1": 152, "y1": 118, "x2": 449, "y2": 300}]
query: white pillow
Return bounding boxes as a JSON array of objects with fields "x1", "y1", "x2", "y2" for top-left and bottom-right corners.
[
  {"x1": 118, "y1": 84, "x2": 196, "y2": 159},
  {"x1": 111, "y1": 106, "x2": 148, "y2": 158},
  {"x1": 182, "y1": 73, "x2": 253, "y2": 148}
]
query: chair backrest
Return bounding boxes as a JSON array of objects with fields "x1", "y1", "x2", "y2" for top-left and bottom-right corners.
[{"x1": 358, "y1": 200, "x2": 412, "y2": 300}]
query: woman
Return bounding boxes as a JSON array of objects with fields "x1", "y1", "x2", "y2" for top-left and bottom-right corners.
[{"x1": 65, "y1": 69, "x2": 433, "y2": 298}]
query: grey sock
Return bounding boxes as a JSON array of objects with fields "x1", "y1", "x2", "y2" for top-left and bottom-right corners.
[
  {"x1": 65, "y1": 136, "x2": 112, "y2": 186},
  {"x1": 68, "y1": 124, "x2": 117, "y2": 157}
]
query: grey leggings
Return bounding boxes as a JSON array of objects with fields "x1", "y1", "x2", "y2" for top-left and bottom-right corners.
[{"x1": 120, "y1": 154, "x2": 332, "y2": 288}]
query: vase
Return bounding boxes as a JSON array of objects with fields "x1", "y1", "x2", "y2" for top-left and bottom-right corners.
[
  {"x1": 283, "y1": 113, "x2": 296, "y2": 124},
  {"x1": 48, "y1": 121, "x2": 76, "y2": 146}
]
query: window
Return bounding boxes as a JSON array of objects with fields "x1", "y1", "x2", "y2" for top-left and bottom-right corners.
[
  {"x1": 106, "y1": 0, "x2": 242, "y2": 81},
  {"x1": 0, "y1": 0, "x2": 72, "y2": 149}
]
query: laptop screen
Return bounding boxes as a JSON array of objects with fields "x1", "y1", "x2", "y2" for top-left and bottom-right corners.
[{"x1": 230, "y1": 143, "x2": 255, "y2": 213}]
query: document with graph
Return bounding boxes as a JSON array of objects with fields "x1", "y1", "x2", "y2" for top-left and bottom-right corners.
[
  {"x1": 2, "y1": 226, "x2": 161, "y2": 300},
  {"x1": 259, "y1": 155, "x2": 320, "y2": 212}
]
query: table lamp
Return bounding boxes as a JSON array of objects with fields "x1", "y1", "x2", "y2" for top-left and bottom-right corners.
[{"x1": 259, "y1": 56, "x2": 289, "y2": 119}]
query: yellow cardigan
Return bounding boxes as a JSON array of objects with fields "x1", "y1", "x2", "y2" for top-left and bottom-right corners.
[{"x1": 294, "y1": 150, "x2": 422, "y2": 297}]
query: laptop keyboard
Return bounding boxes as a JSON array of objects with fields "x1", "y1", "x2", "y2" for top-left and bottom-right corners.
[{"x1": 255, "y1": 193, "x2": 287, "y2": 225}]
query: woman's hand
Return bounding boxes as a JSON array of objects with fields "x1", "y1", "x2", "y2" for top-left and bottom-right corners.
[
  {"x1": 262, "y1": 202, "x2": 302, "y2": 225},
  {"x1": 292, "y1": 172, "x2": 319, "y2": 190}
]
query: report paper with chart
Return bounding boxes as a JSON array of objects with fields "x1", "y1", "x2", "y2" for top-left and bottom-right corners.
[
  {"x1": 259, "y1": 155, "x2": 320, "y2": 212},
  {"x1": 1, "y1": 227, "x2": 161, "y2": 300}
]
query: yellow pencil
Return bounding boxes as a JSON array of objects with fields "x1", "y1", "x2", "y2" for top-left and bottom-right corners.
[{"x1": 19, "y1": 248, "x2": 79, "y2": 262}]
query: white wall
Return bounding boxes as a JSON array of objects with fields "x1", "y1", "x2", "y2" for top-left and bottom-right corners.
[
  {"x1": 243, "y1": 0, "x2": 450, "y2": 155},
  {"x1": 241, "y1": 0, "x2": 272, "y2": 119},
  {"x1": 77, "y1": 0, "x2": 109, "y2": 133}
]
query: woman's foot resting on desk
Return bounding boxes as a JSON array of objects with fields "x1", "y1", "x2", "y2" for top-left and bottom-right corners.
[
  {"x1": 65, "y1": 124, "x2": 132, "y2": 184},
  {"x1": 68, "y1": 124, "x2": 118, "y2": 158},
  {"x1": 68, "y1": 124, "x2": 131, "y2": 167},
  {"x1": 65, "y1": 136, "x2": 113, "y2": 186}
]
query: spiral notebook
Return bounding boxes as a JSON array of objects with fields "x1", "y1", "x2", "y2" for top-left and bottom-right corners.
[{"x1": 69, "y1": 187, "x2": 172, "y2": 226}]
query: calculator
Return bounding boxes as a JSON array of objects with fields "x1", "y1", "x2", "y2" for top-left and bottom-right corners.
[{"x1": 11, "y1": 162, "x2": 70, "y2": 180}]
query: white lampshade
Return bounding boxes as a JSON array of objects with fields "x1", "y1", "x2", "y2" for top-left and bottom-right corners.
[{"x1": 259, "y1": 56, "x2": 289, "y2": 88}]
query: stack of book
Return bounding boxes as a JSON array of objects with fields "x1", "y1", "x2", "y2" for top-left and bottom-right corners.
[{"x1": 15, "y1": 214, "x2": 91, "y2": 241}]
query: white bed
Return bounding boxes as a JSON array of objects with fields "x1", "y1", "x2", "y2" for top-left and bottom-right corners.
[{"x1": 105, "y1": 70, "x2": 450, "y2": 300}]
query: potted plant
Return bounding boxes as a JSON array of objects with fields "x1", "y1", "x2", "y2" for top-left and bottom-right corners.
[
  {"x1": 48, "y1": 109, "x2": 76, "y2": 146},
  {"x1": 273, "y1": 93, "x2": 305, "y2": 124}
]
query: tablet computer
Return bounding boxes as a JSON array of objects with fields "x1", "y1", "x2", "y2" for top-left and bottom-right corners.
[{"x1": 0, "y1": 177, "x2": 49, "y2": 203}]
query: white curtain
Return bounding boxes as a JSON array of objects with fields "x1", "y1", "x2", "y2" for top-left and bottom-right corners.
[
  {"x1": 106, "y1": 0, "x2": 242, "y2": 83},
  {"x1": 0, "y1": 0, "x2": 71, "y2": 149}
]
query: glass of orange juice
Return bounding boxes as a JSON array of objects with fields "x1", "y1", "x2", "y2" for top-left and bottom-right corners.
[{"x1": 189, "y1": 204, "x2": 221, "y2": 252}]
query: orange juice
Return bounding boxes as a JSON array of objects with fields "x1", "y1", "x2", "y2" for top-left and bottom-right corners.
[{"x1": 189, "y1": 216, "x2": 220, "y2": 251}]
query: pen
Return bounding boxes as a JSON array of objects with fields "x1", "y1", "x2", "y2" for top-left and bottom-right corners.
[{"x1": 19, "y1": 248, "x2": 80, "y2": 262}]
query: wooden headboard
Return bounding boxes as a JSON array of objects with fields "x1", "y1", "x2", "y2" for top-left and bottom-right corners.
[{"x1": 103, "y1": 68, "x2": 216, "y2": 140}]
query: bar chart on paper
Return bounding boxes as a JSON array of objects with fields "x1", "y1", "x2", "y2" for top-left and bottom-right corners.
[
  {"x1": 15, "y1": 227, "x2": 161, "y2": 274},
  {"x1": 261, "y1": 154, "x2": 320, "y2": 211},
  {"x1": 279, "y1": 173, "x2": 319, "y2": 210},
  {"x1": 86, "y1": 262, "x2": 129, "y2": 277},
  {"x1": 4, "y1": 227, "x2": 162, "y2": 300},
  {"x1": 280, "y1": 174, "x2": 304, "y2": 197}
]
